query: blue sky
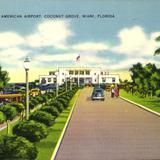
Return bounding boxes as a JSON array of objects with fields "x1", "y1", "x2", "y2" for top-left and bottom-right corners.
[{"x1": 0, "y1": 0, "x2": 160, "y2": 82}]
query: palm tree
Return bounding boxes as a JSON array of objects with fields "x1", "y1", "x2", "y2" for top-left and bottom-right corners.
[
  {"x1": 0, "y1": 66, "x2": 10, "y2": 91},
  {"x1": 154, "y1": 36, "x2": 160, "y2": 55}
]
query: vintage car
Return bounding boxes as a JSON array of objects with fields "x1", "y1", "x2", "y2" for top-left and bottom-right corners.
[
  {"x1": 91, "y1": 87, "x2": 105, "y2": 101},
  {"x1": 30, "y1": 88, "x2": 41, "y2": 97}
]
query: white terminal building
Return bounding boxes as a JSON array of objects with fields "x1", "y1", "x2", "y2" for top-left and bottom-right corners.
[{"x1": 39, "y1": 67, "x2": 120, "y2": 85}]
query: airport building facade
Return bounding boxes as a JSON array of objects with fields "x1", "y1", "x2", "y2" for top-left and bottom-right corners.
[{"x1": 39, "y1": 67, "x2": 120, "y2": 85}]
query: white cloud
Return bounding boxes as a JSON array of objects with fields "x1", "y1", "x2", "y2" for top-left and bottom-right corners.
[
  {"x1": 34, "y1": 52, "x2": 110, "y2": 66},
  {"x1": 35, "y1": 53, "x2": 75, "y2": 62},
  {"x1": 112, "y1": 26, "x2": 160, "y2": 56},
  {"x1": 0, "y1": 47, "x2": 29, "y2": 67},
  {"x1": 79, "y1": 54, "x2": 110, "y2": 64},
  {"x1": 26, "y1": 20, "x2": 73, "y2": 48},
  {"x1": 0, "y1": 32, "x2": 25, "y2": 48},
  {"x1": 72, "y1": 42, "x2": 108, "y2": 52}
]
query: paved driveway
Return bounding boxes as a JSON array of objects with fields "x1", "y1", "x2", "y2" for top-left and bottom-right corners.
[{"x1": 55, "y1": 88, "x2": 160, "y2": 160}]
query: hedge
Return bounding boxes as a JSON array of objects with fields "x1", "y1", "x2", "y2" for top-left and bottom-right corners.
[
  {"x1": 30, "y1": 111, "x2": 55, "y2": 126},
  {"x1": 13, "y1": 120, "x2": 48, "y2": 142},
  {"x1": 41, "y1": 106, "x2": 59, "y2": 117},
  {"x1": 0, "y1": 136, "x2": 38, "y2": 160},
  {"x1": 57, "y1": 98, "x2": 69, "y2": 108},
  {"x1": 52, "y1": 101, "x2": 64, "y2": 113}
]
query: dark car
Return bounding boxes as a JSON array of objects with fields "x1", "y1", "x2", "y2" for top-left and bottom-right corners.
[
  {"x1": 91, "y1": 87, "x2": 105, "y2": 101},
  {"x1": 3, "y1": 87, "x2": 18, "y2": 94}
]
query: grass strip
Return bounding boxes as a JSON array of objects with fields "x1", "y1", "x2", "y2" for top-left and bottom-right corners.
[
  {"x1": 120, "y1": 89, "x2": 160, "y2": 113},
  {"x1": 35, "y1": 90, "x2": 80, "y2": 160},
  {"x1": 0, "y1": 120, "x2": 19, "y2": 136}
]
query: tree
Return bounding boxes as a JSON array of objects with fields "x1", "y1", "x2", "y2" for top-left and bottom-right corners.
[
  {"x1": 13, "y1": 120, "x2": 48, "y2": 142},
  {"x1": 150, "y1": 69, "x2": 160, "y2": 94},
  {"x1": 0, "y1": 66, "x2": 10, "y2": 91},
  {"x1": 41, "y1": 106, "x2": 59, "y2": 117},
  {"x1": 0, "y1": 111, "x2": 5, "y2": 124},
  {"x1": 129, "y1": 63, "x2": 145, "y2": 95},
  {"x1": 51, "y1": 101, "x2": 64, "y2": 113},
  {"x1": 127, "y1": 62, "x2": 160, "y2": 97},
  {"x1": 0, "y1": 104, "x2": 17, "y2": 134},
  {"x1": 30, "y1": 111, "x2": 55, "y2": 126},
  {"x1": 0, "y1": 136, "x2": 37, "y2": 160},
  {"x1": 10, "y1": 102, "x2": 25, "y2": 120},
  {"x1": 57, "y1": 98, "x2": 69, "y2": 108},
  {"x1": 143, "y1": 63, "x2": 157, "y2": 97},
  {"x1": 154, "y1": 36, "x2": 160, "y2": 55}
]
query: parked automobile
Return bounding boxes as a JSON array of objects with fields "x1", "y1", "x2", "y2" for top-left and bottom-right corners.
[
  {"x1": 3, "y1": 87, "x2": 18, "y2": 94},
  {"x1": 91, "y1": 87, "x2": 105, "y2": 101},
  {"x1": 30, "y1": 88, "x2": 41, "y2": 97}
]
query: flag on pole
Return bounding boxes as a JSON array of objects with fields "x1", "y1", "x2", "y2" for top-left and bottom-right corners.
[{"x1": 76, "y1": 54, "x2": 80, "y2": 62}]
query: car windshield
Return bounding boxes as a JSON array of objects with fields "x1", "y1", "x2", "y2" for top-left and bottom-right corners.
[
  {"x1": 95, "y1": 89, "x2": 103, "y2": 92},
  {"x1": 92, "y1": 89, "x2": 104, "y2": 96}
]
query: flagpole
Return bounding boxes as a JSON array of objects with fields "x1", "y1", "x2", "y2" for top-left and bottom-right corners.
[{"x1": 76, "y1": 54, "x2": 80, "y2": 86}]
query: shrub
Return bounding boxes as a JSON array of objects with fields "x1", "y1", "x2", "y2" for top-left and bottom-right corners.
[
  {"x1": 0, "y1": 104, "x2": 17, "y2": 134},
  {"x1": 58, "y1": 88, "x2": 65, "y2": 94},
  {"x1": 13, "y1": 120, "x2": 48, "y2": 142},
  {"x1": 30, "y1": 98, "x2": 39, "y2": 109},
  {"x1": 57, "y1": 98, "x2": 69, "y2": 108},
  {"x1": 30, "y1": 111, "x2": 55, "y2": 126},
  {"x1": 10, "y1": 102, "x2": 25, "y2": 113},
  {"x1": 52, "y1": 101, "x2": 64, "y2": 113},
  {"x1": 41, "y1": 106, "x2": 59, "y2": 117},
  {"x1": 66, "y1": 91, "x2": 74, "y2": 98},
  {"x1": 61, "y1": 95, "x2": 70, "y2": 102},
  {"x1": 156, "y1": 90, "x2": 160, "y2": 97},
  {"x1": 45, "y1": 101, "x2": 52, "y2": 106},
  {"x1": 0, "y1": 136, "x2": 37, "y2": 160},
  {"x1": 0, "y1": 104, "x2": 17, "y2": 121},
  {"x1": 45, "y1": 92, "x2": 55, "y2": 99},
  {"x1": 36, "y1": 96, "x2": 45, "y2": 103},
  {"x1": 0, "y1": 111, "x2": 5, "y2": 124}
]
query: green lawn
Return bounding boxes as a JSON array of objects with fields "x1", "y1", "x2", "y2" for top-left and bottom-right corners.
[
  {"x1": 35, "y1": 90, "x2": 80, "y2": 160},
  {"x1": 120, "y1": 89, "x2": 160, "y2": 113}
]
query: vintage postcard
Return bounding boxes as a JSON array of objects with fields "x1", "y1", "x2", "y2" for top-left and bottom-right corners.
[{"x1": 0, "y1": 0, "x2": 160, "y2": 160}]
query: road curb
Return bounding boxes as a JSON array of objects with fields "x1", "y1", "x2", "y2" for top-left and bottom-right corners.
[
  {"x1": 50, "y1": 90, "x2": 81, "y2": 160},
  {"x1": 120, "y1": 96, "x2": 160, "y2": 117}
]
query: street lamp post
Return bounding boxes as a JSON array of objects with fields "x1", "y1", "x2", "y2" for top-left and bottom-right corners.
[
  {"x1": 98, "y1": 73, "x2": 100, "y2": 85},
  {"x1": 55, "y1": 72, "x2": 59, "y2": 97},
  {"x1": 70, "y1": 75, "x2": 72, "y2": 90},
  {"x1": 23, "y1": 57, "x2": 30, "y2": 120},
  {"x1": 65, "y1": 73, "x2": 67, "y2": 92}
]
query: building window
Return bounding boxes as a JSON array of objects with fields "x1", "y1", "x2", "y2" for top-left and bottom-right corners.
[
  {"x1": 112, "y1": 78, "x2": 115, "y2": 83},
  {"x1": 102, "y1": 78, "x2": 106, "y2": 83},
  {"x1": 80, "y1": 71, "x2": 84, "y2": 75},
  {"x1": 48, "y1": 78, "x2": 51, "y2": 82},
  {"x1": 101, "y1": 72, "x2": 103, "y2": 75},
  {"x1": 49, "y1": 71, "x2": 55, "y2": 75},
  {"x1": 41, "y1": 78, "x2": 46, "y2": 84},
  {"x1": 94, "y1": 73, "x2": 96, "y2": 75},
  {"x1": 95, "y1": 79, "x2": 97, "y2": 82},
  {"x1": 86, "y1": 70, "x2": 90, "y2": 75},
  {"x1": 62, "y1": 73, "x2": 64, "y2": 75},
  {"x1": 75, "y1": 71, "x2": 78, "y2": 75},
  {"x1": 62, "y1": 79, "x2": 64, "y2": 82},
  {"x1": 69, "y1": 70, "x2": 73, "y2": 75},
  {"x1": 54, "y1": 78, "x2": 56, "y2": 83}
]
